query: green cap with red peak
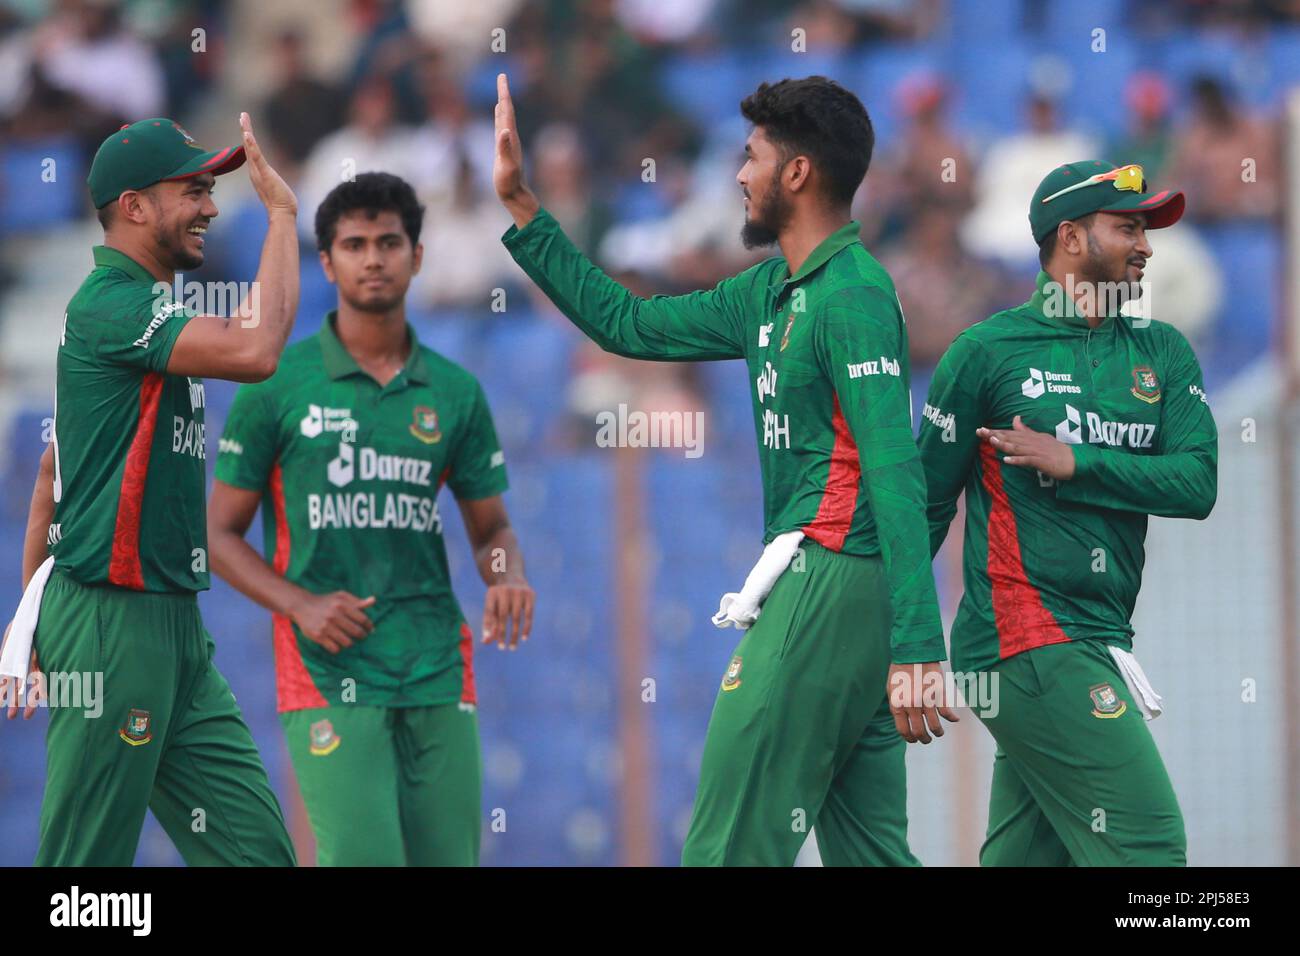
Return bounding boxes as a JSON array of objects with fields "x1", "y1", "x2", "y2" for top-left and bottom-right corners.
[
  {"x1": 87, "y1": 118, "x2": 246, "y2": 209},
  {"x1": 1029, "y1": 159, "x2": 1185, "y2": 244}
]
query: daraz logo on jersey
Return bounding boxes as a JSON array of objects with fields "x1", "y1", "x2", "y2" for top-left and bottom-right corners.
[
  {"x1": 922, "y1": 402, "x2": 956, "y2": 442},
  {"x1": 1021, "y1": 368, "x2": 1081, "y2": 399},
  {"x1": 327, "y1": 441, "x2": 433, "y2": 488},
  {"x1": 1055, "y1": 404, "x2": 1155, "y2": 449},
  {"x1": 300, "y1": 404, "x2": 357, "y2": 438},
  {"x1": 756, "y1": 361, "x2": 777, "y2": 405},
  {"x1": 846, "y1": 356, "x2": 900, "y2": 379}
]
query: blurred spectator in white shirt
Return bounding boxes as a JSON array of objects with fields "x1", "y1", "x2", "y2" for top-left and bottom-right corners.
[
  {"x1": 410, "y1": 151, "x2": 515, "y2": 309},
  {"x1": 408, "y1": 54, "x2": 497, "y2": 216},
  {"x1": 961, "y1": 93, "x2": 1097, "y2": 270},
  {"x1": 298, "y1": 74, "x2": 422, "y2": 236},
  {"x1": 32, "y1": 0, "x2": 164, "y2": 123}
]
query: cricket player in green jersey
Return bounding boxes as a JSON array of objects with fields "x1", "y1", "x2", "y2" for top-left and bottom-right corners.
[
  {"x1": 0, "y1": 114, "x2": 302, "y2": 865},
  {"x1": 494, "y1": 73, "x2": 956, "y2": 866},
  {"x1": 208, "y1": 172, "x2": 534, "y2": 866},
  {"x1": 919, "y1": 160, "x2": 1217, "y2": 866}
]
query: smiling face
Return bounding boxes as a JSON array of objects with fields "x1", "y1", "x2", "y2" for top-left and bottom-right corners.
[
  {"x1": 1080, "y1": 211, "x2": 1153, "y2": 287},
  {"x1": 736, "y1": 126, "x2": 794, "y2": 249},
  {"x1": 319, "y1": 209, "x2": 422, "y2": 313},
  {"x1": 132, "y1": 173, "x2": 217, "y2": 271}
]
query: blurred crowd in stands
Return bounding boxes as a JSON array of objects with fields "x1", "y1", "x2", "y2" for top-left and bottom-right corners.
[{"x1": 0, "y1": 0, "x2": 1294, "y2": 424}]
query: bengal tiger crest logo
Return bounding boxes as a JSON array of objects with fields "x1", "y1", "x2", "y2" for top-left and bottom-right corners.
[
  {"x1": 721, "y1": 656, "x2": 743, "y2": 692},
  {"x1": 1130, "y1": 365, "x2": 1161, "y2": 403},
  {"x1": 309, "y1": 719, "x2": 341, "y2": 755},
  {"x1": 171, "y1": 122, "x2": 204, "y2": 150},
  {"x1": 409, "y1": 405, "x2": 442, "y2": 444},
  {"x1": 120, "y1": 708, "x2": 153, "y2": 746},
  {"x1": 1089, "y1": 683, "x2": 1127, "y2": 719}
]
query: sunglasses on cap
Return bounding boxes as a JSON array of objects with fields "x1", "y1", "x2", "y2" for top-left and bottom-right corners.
[{"x1": 1041, "y1": 164, "x2": 1147, "y2": 204}]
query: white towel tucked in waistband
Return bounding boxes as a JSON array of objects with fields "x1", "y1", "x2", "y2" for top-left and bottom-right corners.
[
  {"x1": 0, "y1": 556, "x2": 55, "y2": 682},
  {"x1": 1108, "y1": 644, "x2": 1163, "y2": 721},
  {"x1": 712, "y1": 531, "x2": 805, "y2": 630}
]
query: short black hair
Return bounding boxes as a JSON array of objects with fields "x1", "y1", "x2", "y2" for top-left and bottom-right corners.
[
  {"x1": 740, "y1": 76, "x2": 874, "y2": 207},
  {"x1": 315, "y1": 172, "x2": 425, "y2": 252},
  {"x1": 1038, "y1": 212, "x2": 1097, "y2": 267},
  {"x1": 96, "y1": 201, "x2": 114, "y2": 230}
]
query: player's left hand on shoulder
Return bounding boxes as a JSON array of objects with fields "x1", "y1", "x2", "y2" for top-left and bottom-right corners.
[
  {"x1": 977, "y1": 415, "x2": 1076, "y2": 480},
  {"x1": 482, "y1": 578, "x2": 535, "y2": 651}
]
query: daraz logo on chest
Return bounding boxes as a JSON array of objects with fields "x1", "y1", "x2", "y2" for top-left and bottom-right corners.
[
  {"x1": 300, "y1": 404, "x2": 356, "y2": 439},
  {"x1": 1021, "y1": 368, "x2": 1081, "y2": 399},
  {"x1": 327, "y1": 441, "x2": 433, "y2": 488},
  {"x1": 1055, "y1": 404, "x2": 1155, "y2": 448}
]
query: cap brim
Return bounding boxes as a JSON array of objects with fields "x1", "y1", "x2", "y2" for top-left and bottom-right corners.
[
  {"x1": 161, "y1": 145, "x2": 247, "y2": 182},
  {"x1": 1100, "y1": 188, "x2": 1185, "y2": 230}
]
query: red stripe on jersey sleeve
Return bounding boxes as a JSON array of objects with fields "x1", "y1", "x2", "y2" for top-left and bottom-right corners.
[
  {"x1": 108, "y1": 372, "x2": 164, "y2": 590},
  {"x1": 459, "y1": 621, "x2": 477, "y2": 706},
  {"x1": 802, "y1": 394, "x2": 861, "y2": 552},
  {"x1": 269, "y1": 461, "x2": 328, "y2": 712},
  {"x1": 978, "y1": 443, "x2": 1071, "y2": 659}
]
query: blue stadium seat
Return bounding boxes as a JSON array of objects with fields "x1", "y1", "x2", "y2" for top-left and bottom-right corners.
[
  {"x1": 1267, "y1": 27, "x2": 1300, "y2": 90},
  {"x1": 947, "y1": 36, "x2": 1035, "y2": 137},
  {"x1": 0, "y1": 137, "x2": 85, "y2": 236},
  {"x1": 659, "y1": 50, "x2": 751, "y2": 128},
  {"x1": 410, "y1": 308, "x2": 477, "y2": 366},
  {"x1": 1197, "y1": 222, "x2": 1277, "y2": 388},
  {"x1": 849, "y1": 41, "x2": 948, "y2": 146},
  {"x1": 1157, "y1": 29, "x2": 1277, "y2": 110}
]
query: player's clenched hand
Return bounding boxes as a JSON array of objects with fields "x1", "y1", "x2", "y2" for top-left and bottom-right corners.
[
  {"x1": 1, "y1": 623, "x2": 44, "y2": 720},
  {"x1": 888, "y1": 661, "x2": 960, "y2": 744},
  {"x1": 239, "y1": 112, "x2": 297, "y2": 217},
  {"x1": 978, "y1": 415, "x2": 1076, "y2": 480},
  {"x1": 482, "y1": 578, "x2": 534, "y2": 650},
  {"x1": 493, "y1": 73, "x2": 539, "y2": 227},
  {"x1": 290, "y1": 591, "x2": 376, "y2": 655}
]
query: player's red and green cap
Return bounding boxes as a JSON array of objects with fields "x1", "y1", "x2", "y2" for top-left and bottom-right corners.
[
  {"x1": 87, "y1": 118, "x2": 246, "y2": 209},
  {"x1": 1029, "y1": 160, "x2": 1185, "y2": 244}
]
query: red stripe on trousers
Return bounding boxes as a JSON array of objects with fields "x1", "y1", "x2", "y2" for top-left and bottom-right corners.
[
  {"x1": 978, "y1": 442, "x2": 1071, "y2": 659},
  {"x1": 802, "y1": 394, "x2": 861, "y2": 552},
  {"x1": 108, "y1": 372, "x2": 164, "y2": 589},
  {"x1": 269, "y1": 462, "x2": 328, "y2": 711},
  {"x1": 459, "y1": 622, "x2": 477, "y2": 705}
]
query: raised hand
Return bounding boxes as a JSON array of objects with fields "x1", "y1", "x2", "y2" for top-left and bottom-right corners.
[
  {"x1": 240, "y1": 112, "x2": 298, "y2": 217},
  {"x1": 493, "y1": 73, "x2": 539, "y2": 227}
]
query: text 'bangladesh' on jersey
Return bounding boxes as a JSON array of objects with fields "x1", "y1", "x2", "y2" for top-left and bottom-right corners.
[
  {"x1": 918, "y1": 271, "x2": 1218, "y2": 674},
  {"x1": 214, "y1": 314, "x2": 508, "y2": 712},
  {"x1": 50, "y1": 245, "x2": 207, "y2": 593},
  {"x1": 503, "y1": 209, "x2": 944, "y2": 663}
]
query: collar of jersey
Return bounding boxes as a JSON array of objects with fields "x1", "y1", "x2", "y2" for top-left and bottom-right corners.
[
  {"x1": 320, "y1": 310, "x2": 430, "y2": 385},
  {"x1": 92, "y1": 245, "x2": 156, "y2": 284},
  {"x1": 1025, "y1": 269, "x2": 1119, "y2": 331},
  {"x1": 773, "y1": 220, "x2": 862, "y2": 291}
]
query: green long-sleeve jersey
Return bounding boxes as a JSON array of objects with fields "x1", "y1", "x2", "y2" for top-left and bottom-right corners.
[
  {"x1": 503, "y1": 209, "x2": 945, "y2": 663},
  {"x1": 918, "y1": 271, "x2": 1218, "y2": 674}
]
